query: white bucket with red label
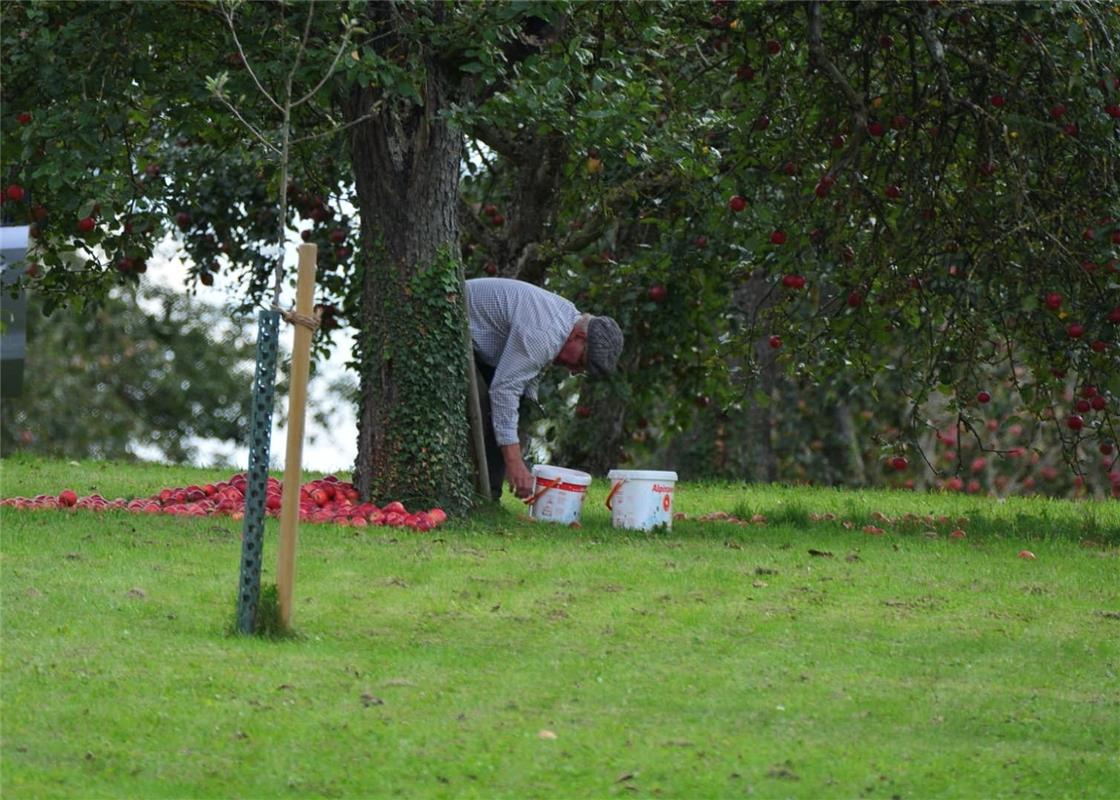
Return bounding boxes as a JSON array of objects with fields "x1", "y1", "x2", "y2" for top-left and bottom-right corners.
[
  {"x1": 605, "y1": 469, "x2": 678, "y2": 531},
  {"x1": 526, "y1": 465, "x2": 592, "y2": 525}
]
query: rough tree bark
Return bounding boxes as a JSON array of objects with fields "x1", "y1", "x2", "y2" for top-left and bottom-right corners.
[{"x1": 345, "y1": 9, "x2": 474, "y2": 513}]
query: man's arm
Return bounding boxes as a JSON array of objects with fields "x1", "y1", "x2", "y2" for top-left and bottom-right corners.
[{"x1": 488, "y1": 327, "x2": 555, "y2": 499}]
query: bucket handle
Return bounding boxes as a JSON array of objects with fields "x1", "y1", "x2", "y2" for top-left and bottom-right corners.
[
  {"x1": 605, "y1": 479, "x2": 626, "y2": 510},
  {"x1": 524, "y1": 477, "x2": 559, "y2": 506}
]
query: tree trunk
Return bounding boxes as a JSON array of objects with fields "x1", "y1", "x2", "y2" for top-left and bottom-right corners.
[
  {"x1": 827, "y1": 399, "x2": 866, "y2": 486},
  {"x1": 345, "y1": 64, "x2": 474, "y2": 514},
  {"x1": 731, "y1": 270, "x2": 778, "y2": 483}
]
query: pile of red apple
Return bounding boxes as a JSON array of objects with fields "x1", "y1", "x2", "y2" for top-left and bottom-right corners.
[{"x1": 0, "y1": 473, "x2": 447, "y2": 532}]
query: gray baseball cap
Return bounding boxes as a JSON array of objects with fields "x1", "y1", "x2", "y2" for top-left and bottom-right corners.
[{"x1": 586, "y1": 315, "x2": 623, "y2": 377}]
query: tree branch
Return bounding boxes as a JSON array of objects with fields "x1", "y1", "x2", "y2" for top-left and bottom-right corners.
[
  {"x1": 807, "y1": 2, "x2": 867, "y2": 120},
  {"x1": 220, "y1": 2, "x2": 283, "y2": 113},
  {"x1": 458, "y1": 196, "x2": 502, "y2": 254}
]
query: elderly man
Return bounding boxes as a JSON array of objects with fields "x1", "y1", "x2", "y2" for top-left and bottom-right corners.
[{"x1": 466, "y1": 277, "x2": 623, "y2": 500}]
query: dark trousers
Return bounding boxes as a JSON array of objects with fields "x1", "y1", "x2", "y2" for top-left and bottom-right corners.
[{"x1": 474, "y1": 353, "x2": 506, "y2": 500}]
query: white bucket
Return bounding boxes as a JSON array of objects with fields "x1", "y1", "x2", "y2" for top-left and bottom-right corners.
[
  {"x1": 527, "y1": 465, "x2": 592, "y2": 525},
  {"x1": 606, "y1": 469, "x2": 678, "y2": 531}
]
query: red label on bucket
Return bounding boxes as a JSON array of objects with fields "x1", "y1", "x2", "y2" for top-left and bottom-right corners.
[
  {"x1": 652, "y1": 484, "x2": 675, "y2": 493},
  {"x1": 538, "y1": 478, "x2": 588, "y2": 493}
]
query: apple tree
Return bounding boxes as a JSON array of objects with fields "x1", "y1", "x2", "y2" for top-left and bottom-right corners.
[
  {"x1": 3, "y1": 0, "x2": 1117, "y2": 501},
  {"x1": 1, "y1": 0, "x2": 566, "y2": 512},
  {"x1": 456, "y1": 0, "x2": 1119, "y2": 493}
]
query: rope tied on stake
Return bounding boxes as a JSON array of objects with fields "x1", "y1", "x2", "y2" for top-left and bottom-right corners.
[{"x1": 271, "y1": 303, "x2": 322, "y2": 333}]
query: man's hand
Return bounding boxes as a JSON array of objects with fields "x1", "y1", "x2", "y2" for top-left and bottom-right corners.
[{"x1": 501, "y1": 443, "x2": 534, "y2": 499}]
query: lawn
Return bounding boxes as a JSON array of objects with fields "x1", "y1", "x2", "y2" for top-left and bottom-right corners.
[{"x1": 2, "y1": 457, "x2": 1118, "y2": 799}]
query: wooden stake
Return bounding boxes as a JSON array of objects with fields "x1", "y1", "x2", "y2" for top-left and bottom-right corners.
[
  {"x1": 277, "y1": 243, "x2": 317, "y2": 629},
  {"x1": 467, "y1": 359, "x2": 491, "y2": 501}
]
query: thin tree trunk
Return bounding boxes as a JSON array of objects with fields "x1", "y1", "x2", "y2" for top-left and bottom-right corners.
[{"x1": 732, "y1": 270, "x2": 777, "y2": 483}]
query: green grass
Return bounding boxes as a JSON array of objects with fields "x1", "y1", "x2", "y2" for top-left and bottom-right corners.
[{"x1": 2, "y1": 457, "x2": 1119, "y2": 799}]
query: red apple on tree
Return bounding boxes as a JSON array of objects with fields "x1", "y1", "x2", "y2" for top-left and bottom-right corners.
[
  {"x1": 77, "y1": 216, "x2": 96, "y2": 234},
  {"x1": 1066, "y1": 322, "x2": 1085, "y2": 339},
  {"x1": 5, "y1": 184, "x2": 25, "y2": 202},
  {"x1": 977, "y1": 391, "x2": 991, "y2": 404},
  {"x1": 990, "y1": 94, "x2": 1006, "y2": 107},
  {"x1": 769, "y1": 230, "x2": 787, "y2": 245},
  {"x1": 17, "y1": 112, "x2": 32, "y2": 124},
  {"x1": 648, "y1": 284, "x2": 668, "y2": 303},
  {"x1": 1067, "y1": 414, "x2": 1084, "y2": 431},
  {"x1": 175, "y1": 211, "x2": 192, "y2": 230},
  {"x1": 768, "y1": 335, "x2": 782, "y2": 349},
  {"x1": 847, "y1": 291, "x2": 862, "y2": 307},
  {"x1": 766, "y1": 39, "x2": 781, "y2": 55},
  {"x1": 890, "y1": 456, "x2": 908, "y2": 471},
  {"x1": 1044, "y1": 292, "x2": 1063, "y2": 311},
  {"x1": 728, "y1": 195, "x2": 748, "y2": 212}
]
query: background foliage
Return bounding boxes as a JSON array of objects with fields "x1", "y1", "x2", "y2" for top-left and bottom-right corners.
[{"x1": 2, "y1": 0, "x2": 1117, "y2": 502}]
